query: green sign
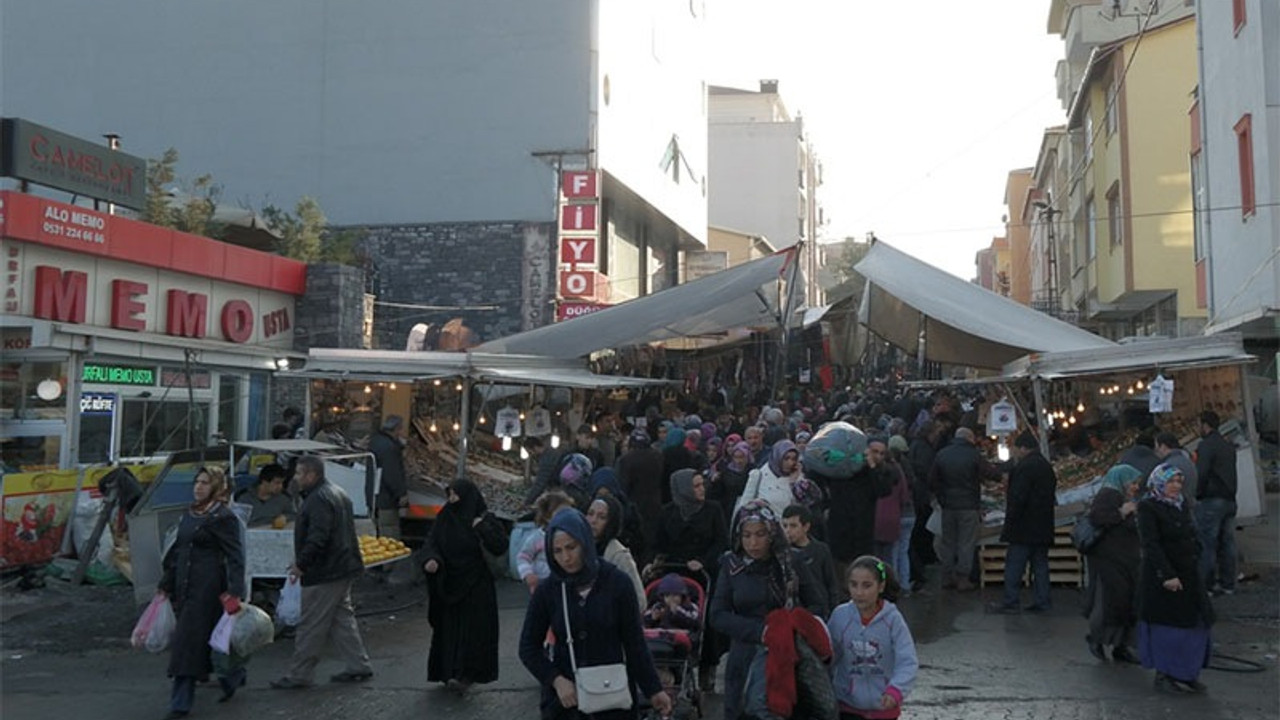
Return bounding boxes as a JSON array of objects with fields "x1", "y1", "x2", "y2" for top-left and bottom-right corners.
[{"x1": 82, "y1": 363, "x2": 156, "y2": 386}]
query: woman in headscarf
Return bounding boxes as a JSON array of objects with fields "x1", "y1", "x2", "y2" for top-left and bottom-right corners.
[
  {"x1": 421, "y1": 479, "x2": 506, "y2": 693},
  {"x1": 590, "y1": 467, "x2": 648, "y2": 563},
  {"x1": 660, "y1": 428, "x2": 697, "y2": 505},
  {"x1": 736, "y1": 439, "x2": 802, "y2": 517},
  {"x1": 1136, "y1": 463, "x2": 1215, "y2": 694},
  {"x1": 586, "y1": 494, "x2": 647, "y2": 609},
  {"x1": 650, "y1": 469, "x2": 728, "y2": 579},
  {"x1": 1083, "y1": 464, "x2": 1144, "y2": 663},
  {"x1": 617, "y1": 427, "x2": 664, "y2": 546},
  {"x1": 709, "y1": 441, "x2": 752, "y2": 535},
  {"x1": 518, "y1": 509, "x2": 672, "y2": 720},
  {"x1": 556, "y1": 453, "x2": 594, "y2": 510},
  {"x1": 709, "y1": 499, "x2": 828, "y2": 720},
  {"x1": 158, "y1": 466, "x2": 246, "y2": 718}
]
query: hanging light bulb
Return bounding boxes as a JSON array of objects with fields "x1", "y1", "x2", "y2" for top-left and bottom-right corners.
[
  {"x1": 591, "y1": 423, "x2": 599, "y2": 433},
  {"x1": 1127, "y1": 387, "x2": 1135, "y2": 395},
  {"x1": 1136, "y1": 380, "x2": 1145, "y2": 390},
  {"x1": 550, "y1": 434, "x2": 561, "y2": 449},
  {"x1": 429, "y1": 420, "x2": 438, "y2": 433},
  {"x1": 452, "y1": 421, "x2": 461, "y2": 431},
  {"x1": 455, "y1": 382, "x2": 463, "y2": 392},
  {"x1": 389, "y1": 382, "x2": 397, "y2": 390},
  {"x1": 1077, "y1": 401, "x2": 1085, "y2": 413},
  {"x1": 520, "y1": 446, "x2": 530, "y2": 461},
  {"x1": 502, "y1": 435, "x2": 513, "y2": 451},
  {"x1": 478, "y1": 415, "x2": 487, "y2": 425},
  {"x1": 519, "y1": 411, "x2": 526, "y2": 421},
  {"x1": 997, "y1": 439, "x2": 1010, "y2": 462},
  {"x1": 1068, "y1": 415, "x2": 1077, "y2": 425},
  {"x1": 363, "y1": 384, "x2": 372, "y2": 394},
  {"x1": 433, "y1": 379, "x2": 442, "y2": 386}
]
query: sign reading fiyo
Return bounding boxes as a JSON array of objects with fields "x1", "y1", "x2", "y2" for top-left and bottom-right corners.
[
  {"x1": 1, "y1": 118, "x2": 147, "y2": 210},
  {"x1": 556, "y1": 170, "x2": 609, "y2": 317}
]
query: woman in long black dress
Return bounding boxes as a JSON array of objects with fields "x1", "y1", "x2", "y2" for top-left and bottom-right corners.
[
  {"x1": 1083, "y1": 464, "x2": 1143, "y2": 662},
  {"x1": 422, "y1": 479, "x2": 506, "y2": 693},
  {"x1": 158, "y1": 466, "x2": 246, "y2": 719},
  {"x1": 1137, "y1": 463, "x2": 1215, "y2": 694}
]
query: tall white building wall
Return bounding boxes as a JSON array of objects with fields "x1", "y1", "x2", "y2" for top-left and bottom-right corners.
[
  {"x1": 1198, "y1": 0, "x2": 1280, "y2": 335},
  {"x1": 708, "y1": 120, "x2": 803, "y2": 250}
]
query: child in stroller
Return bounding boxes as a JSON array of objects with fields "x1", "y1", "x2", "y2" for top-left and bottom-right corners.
[{"x1": 642, "y1": 570, "x2": 708, "y2": 718}]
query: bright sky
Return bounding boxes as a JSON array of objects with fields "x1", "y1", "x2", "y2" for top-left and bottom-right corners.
[{"x1": 705, "y1": 0, "x2": 1066, "y2": 280}]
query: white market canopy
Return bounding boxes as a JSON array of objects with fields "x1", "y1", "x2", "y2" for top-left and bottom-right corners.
[
  {"x1": 1001, "y1": 332, "x2": 1254, "y2": 380},
  {"x1": 291, "y1": 348, "x2": 672, "y2": 389},
  {"x1": 475, "y1": 250, "x2": 794, "y2": 358},
  {"x1": 854, "y1": 240, "x2": 1114, "y2": 368}
]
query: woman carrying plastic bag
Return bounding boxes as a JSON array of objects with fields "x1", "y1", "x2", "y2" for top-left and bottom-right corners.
[{"x1": 132, "y1": 594, "x2": 177, "y2": 653}]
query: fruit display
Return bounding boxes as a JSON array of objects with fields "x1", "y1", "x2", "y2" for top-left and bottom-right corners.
[{"x1": 358, "y1": 534, "x2": 411, "y2": 565}]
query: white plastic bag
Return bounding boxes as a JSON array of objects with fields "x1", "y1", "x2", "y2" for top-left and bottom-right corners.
[
  {"x1": 230, "y1": 603, "x2": 275, "y2": 656},
  {"x1": 277, "y1": 577, "x2": 302, "y2": 626},
  {"x1": 72, "y1": 491, "x2": 114, "y2": 566},
  {"x1": 139, "y1": 597, "x2": 176, "y2": 653},
  {"x1": 209, "y1": 611, "x2": 236, "y2": 654}
]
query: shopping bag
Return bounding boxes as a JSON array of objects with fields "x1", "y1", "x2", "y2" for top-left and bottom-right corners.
[
  {"x1": 230, "y1": 603, "x2": 276, "y2": 657},
  {"x1": 131, "y1": 595, "x2": 170, "y2": 650},
  {"x1": 209, "y1": 611, "x2": 236, "y2": 654},
  {"x1": 802, "y1": 422, "x2": 868, "y2": 480},
  {"x1": 143, "y1": 597, "x2": 176, "y2": 653},
  {"x1": 277, "y1": 577, "x2": 302, "y2": 626}
]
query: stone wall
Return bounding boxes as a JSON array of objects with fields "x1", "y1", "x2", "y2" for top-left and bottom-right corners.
[
  {"x1": 355, "y1": 221, "x2": 552, "y2": 349},
  {"x1": 294, "y1": 263, "x2": 369, "y2": 351}
]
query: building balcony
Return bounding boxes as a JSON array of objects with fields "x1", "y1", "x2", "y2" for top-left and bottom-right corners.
[{"x1": 1031, "y1": 296, "x2": 1081, "y2": 325}]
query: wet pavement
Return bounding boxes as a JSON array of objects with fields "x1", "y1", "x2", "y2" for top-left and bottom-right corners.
[{"x1": 3, "y1": 507, "x2": 1277, "y2": 720}]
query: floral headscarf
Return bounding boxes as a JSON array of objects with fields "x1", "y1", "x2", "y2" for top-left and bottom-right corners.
[
  {"x1": 727, "y1": 441, "x2": 751, "y2": 473},
  {"x1": 790, "y1": 476, "x2": 825, "y2": 510},
  {"x1": 559, "y1": 453, "x2": 594, "y2": 489},
  {"x1": 729, "y1": 499, "x2": 797, "y2": 607},
  {"x1": 1146, "y1": 463, "x2": 1185, "y2": 509}
]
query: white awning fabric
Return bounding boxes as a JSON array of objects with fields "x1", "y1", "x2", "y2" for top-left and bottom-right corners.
[
  {"x1": 474, "y1": 250, "x2": 794, "y2": 358},
  {"x1": 290, "y1": 348, "x2": 673, "y2": 389},
  {"x1": 854, "y1": 241, "x2": 1114, "y2": 368},
  {"x1": 1001, "y1": 333, "x2": 1254, "y2": 380}
]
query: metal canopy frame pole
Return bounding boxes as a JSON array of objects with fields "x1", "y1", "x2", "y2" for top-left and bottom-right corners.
[
  {"x1": 1031, "y1": 377, "x2": 1050, "y2": 458},
  {"x1": 455, "y1": 377, "x2": 473, "y2": 480}
]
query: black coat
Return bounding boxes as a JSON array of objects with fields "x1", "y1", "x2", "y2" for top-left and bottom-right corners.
[
  {"x1": 616, "y1": 447, "x2": 665, "y2": 535},
  {"x1": 1195, "y1": 430, "x2": 1238, "y2": 501},
  {"x1": 709, "y1": 550, "x2": 828, "y2": 720},
  {"x1": 1119, "y1": 445, "x2": 1161, "y2": 481},
  {"x1": 929, "y1": 438, "x2": 998, "y2": 511},
  {"x1": 661, "y1": 446, "x2": 698, "y2": 505},
  {"x1": 294, "y1": 479, "x2": 363, "y2": 587},
  {"x1": 651, "y1": 502, "x2": 728, "y2": 574},
  {"x1": 1082, "y1": 487, "x2": 1140, "y2": 628},
  {"x1": 1136, "y1": 498, "x2": 1214, "y2": 628},
  {"x1": 1000, "y1": 450, "x2": 1057, "y2": 546},
  {"x1": 824, "y1": 464, "x2": 893, "y2": 563},
  {"x1": 160, "y1": 506, "x2": 246, "y2": 678},
  {"x1": 518, "y1": 562, "x2": 663, "y2": 719},
  {"x1": 709, "y1": 464, "x2": 749, "y2": 529},
  {"x1": 907, "y1": 437, "x2": 936, "y2": 509},
  {"x1": 368, "y1": 430, "x2": 407, "y2": 509}
]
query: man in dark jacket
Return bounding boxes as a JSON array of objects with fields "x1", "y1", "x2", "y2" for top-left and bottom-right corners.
[
  {"x1": 824, "y1": 437, "x2": 894, "y2": 567},
  {"x1": 1194, "y1": 410, "x2": 1239, "y2": 594},
  {"x1": 1119, "y1": 430, "x2": 1161, "y2": 479},
  {"x1": 929, "y1": 427, "x2": 1000, "y2": 591},
  {"x1": 272, "y1": 456, "x2": 372, "y2": 688},
  {"x1": 993, "y1": 432, "x2": 1058, "y2": 613},
  {"x1": 368, "y1": 415, "x2": 408, "y2": 538}
]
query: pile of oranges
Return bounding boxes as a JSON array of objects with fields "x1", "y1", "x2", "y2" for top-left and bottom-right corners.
[{"x1": 358, "y1": 535, "x2": 410, "y2": 565}]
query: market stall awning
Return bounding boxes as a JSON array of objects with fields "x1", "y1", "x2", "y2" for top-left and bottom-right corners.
[
  {"x1": 854, "y1": 241, "x2": 1114, "y2": 368},
  {"x1": 290, "y1": 348, "x2": 673, "y2": 389},
  {"x1": 474, "y1": 250, "x2": 794, "y2": 358},
  {"x1": 1001, "y1": 332, "x2": 1254, "y2": 380}
]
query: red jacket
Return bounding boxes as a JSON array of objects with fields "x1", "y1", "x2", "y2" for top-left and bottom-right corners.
[{"x1": 764, "y1": 606, "x2": 833, "y2": 717}]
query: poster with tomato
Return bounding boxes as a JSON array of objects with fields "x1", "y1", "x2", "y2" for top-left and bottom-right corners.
[{"x1": 0, "y1": 470, "x2": 79, "y2": 569}]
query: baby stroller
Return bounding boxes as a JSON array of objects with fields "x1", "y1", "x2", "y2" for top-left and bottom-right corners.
[{"x1": 641, "y1": 564, "x2": 710, "y2": 719}]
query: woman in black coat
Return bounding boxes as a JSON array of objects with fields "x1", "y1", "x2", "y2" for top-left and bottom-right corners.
[
  {"x1": 649, "y1": 469, "x2": 727, "y2": 578},
  {"x1": 422, "y1": 479, "x2": 507, "y2": 693},
  {"x1": 1083, "y1": 464, "x2": 1144, "y2": 663},
  {"x1": 1136, "y1": 464, "x2": 1215, "y2": 694},
  {"x1": 709, "y1": 499, "x2": 827, "y2": 720},
  {"x1": 158, "y1": 466, "x2": 246, "y2": 719},
  {"x1": 519, "y1": 508, "x2": 672, "y2": 719}
]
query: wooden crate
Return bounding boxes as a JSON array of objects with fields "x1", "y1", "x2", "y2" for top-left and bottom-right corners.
[{"x1": 978, "y1": 525, "x2": 1083, "y2": 588}]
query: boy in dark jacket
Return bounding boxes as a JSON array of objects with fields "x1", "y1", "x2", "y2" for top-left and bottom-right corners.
[{"x1": 782, "y1": 504, "x2": 840, "y2": 609}]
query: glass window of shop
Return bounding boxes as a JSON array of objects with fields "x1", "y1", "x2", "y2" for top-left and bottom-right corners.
[
  {"x1": 119, "y1": 399, "x2": 210, "y2": 458},
  {"x1": 1, "y1": 359, "x2": 69, "y2": 471},
  {"x1": 217, "y1": 374, "x2": 242, "y2": 443}
]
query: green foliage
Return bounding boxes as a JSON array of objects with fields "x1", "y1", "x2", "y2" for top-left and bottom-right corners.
[
  {"x1": 264, "y1": 196, "x2": 365, "y2": 265},
  {"x1": 141, "y1": 147, "x2": 223, "y2": 238}
]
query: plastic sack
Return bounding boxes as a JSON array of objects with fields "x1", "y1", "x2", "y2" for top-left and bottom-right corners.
[
  {"x1": 132, "y1": 595, "x2": 176, "y2": 653},
  {"x1": 801, "y1": 422, "x2": 868, "y2": 481},
  {"x1": 209, "y1": 611, "x2": 235, "y2": 654},
  {"x1": 277, "y1": 577, "x2": 302, "y2": 626},
  {"x1": 72, "y1": 491, "x2": 113, "y2": 566},
  {"x1": 230, "y1": 603, "x2": 275, "y2": 657},
  {"x1": 507, "y1": 520, "x2": 538, "y2": 580}
]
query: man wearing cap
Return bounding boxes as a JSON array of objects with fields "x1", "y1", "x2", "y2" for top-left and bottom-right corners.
[
  {"x1": 368, "y1": 415, "x2": 409, "y2": 539},
  {"x1": 992, "y1": 432, "x2": 1058, "y2": 613}
]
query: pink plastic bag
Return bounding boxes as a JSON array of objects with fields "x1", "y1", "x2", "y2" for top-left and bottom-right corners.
[{"x1": 132, "y1": 595, "x2": 175, "y2": 653}]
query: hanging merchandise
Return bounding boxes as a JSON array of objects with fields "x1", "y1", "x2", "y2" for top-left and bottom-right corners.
[
  {"x1": 495, "y1": 406, "x2": 523, "y2": 438},
  {"x1": 987, "y1": 399, "x2": 1018, "y2": 435},
  {"x1": 527, "y1": 407, "x2": 552, "y2": 437},
  {"x1": 1147, "y1": 374, "x2": 1174, "y2": 413}
]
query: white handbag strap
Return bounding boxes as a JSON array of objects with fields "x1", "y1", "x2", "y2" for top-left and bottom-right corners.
[{"x1": 560, "y1": 583, "x2": 579, "y2": 674}]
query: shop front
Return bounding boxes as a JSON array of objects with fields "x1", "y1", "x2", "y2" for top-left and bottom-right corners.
[{"x1": 0, "y1": 189, "x2": 306, "y2": 471}]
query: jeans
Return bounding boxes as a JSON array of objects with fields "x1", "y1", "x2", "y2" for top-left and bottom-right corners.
[
  {"x1": 1195, "y1": 498, "x2": 1238, "y2": 590},
  {"x1": 1002, "y1": 543, "x2": 1051, "y2": 609},
  {"x1": 893, "y1": 517, "x2": 915, "y2": 591},
  {"x1": 169, "y1": 675, "x2": 195, "y2": 714}
]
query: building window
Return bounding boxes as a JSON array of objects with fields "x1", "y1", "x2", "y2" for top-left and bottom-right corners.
[
  {"x1": 1083, "y1": 104, "x2": 1094, "y2": 164},
  {"x1": 1086, "y1": 195, "x2": 1097, "y2": 259},
  {"x1": 1235, "y1": 114, "x2": 1256, "y2": 217},
  {"x1": 1107, "y1": 183, "x2": 1122, "y2": 247},
  {"x1": 1104, "y1": 80, "x2": 1118, "y2": 137},
  {"x1": 1191, "y1": 150, "x2": 1208, "y2": 260},
  {"x1": 1233, "y1": 0, "x2": 1247, "y2": 34}
]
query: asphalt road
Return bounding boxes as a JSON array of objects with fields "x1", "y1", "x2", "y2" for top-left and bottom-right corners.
[{"x1": 3, "y1": 533, "x2": 1278, "y2": 720}]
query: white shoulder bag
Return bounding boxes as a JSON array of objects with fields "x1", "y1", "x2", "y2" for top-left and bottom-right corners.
[{"x1": 561, "y1": 583, "x2": 633, "y2": 714}]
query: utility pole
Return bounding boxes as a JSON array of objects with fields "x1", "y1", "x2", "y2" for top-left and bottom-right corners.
[{"x1": 1034, "y1": 196, "x2": 1062, "y2": 317}]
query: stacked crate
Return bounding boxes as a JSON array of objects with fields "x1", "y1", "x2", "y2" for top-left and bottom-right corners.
[{"x1": 978, "y1": 525, "x2": 1083, "y2": 588}]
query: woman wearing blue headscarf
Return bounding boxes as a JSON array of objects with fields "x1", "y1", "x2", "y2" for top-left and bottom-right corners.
[
  {"x1": 1082, "y1": 464, "x2": 1144, "y2": 663},
  {"x1": 1136, "y1": 463, "x2": 1215, "y2": 694},
  {"x1": 518, "y1": 509, "x2": 672, "y2": 719},
  {"x1": 590, "y1": 468, "x2": 648, "y2": 564}
]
